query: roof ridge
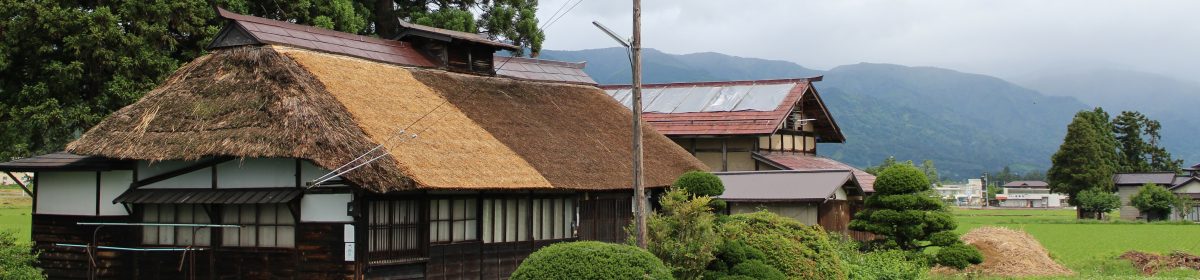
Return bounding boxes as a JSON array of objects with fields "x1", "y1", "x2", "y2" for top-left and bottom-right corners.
[
  {"x1": 599, "y1": 76, "x2": 822, "y2": 89},
  {"x1": 494, "y1": 56, "x2": 586, "y2": 68}
]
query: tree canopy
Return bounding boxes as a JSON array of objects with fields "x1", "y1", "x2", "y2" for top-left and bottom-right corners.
[
  {"x1": 1130, "y1": 183, "x2": 1179, "y2": 221},
  {"x1": 1048, "y1": 109, "x2": 1118, "y2": 208},
  {"x1": 1112, "y1": 111, "x2": 1183, "y2": 172},
  {"x1": 0, "y1": 0, "x2": 545, "y2": 160}
]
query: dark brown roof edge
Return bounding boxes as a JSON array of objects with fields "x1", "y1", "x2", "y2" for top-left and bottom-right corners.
[
  {"x1": 599, "y1": 76, "x2": 823, "y2": 90},
  {"x1": 397, "y1": 20, "x2": 520, "y2": 50},
  {"x1": 495, "y1": 56, "x2": 586, "y2": 68}
]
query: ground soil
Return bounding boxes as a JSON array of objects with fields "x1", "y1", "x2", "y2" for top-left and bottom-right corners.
[{"x1": 1120, "y1": 251, "x2": 1200, "y2": 275}]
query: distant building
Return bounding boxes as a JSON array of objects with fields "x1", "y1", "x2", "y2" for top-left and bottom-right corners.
[
  {"x1": 996, "y1": 181, "x2": 1067, "y2": 208},
  {"x1": 935, "y1": 179, "x2": 984, "y2": 206},
  {"x1": 1115, "y1": 166, "x2": 1200, "y2": 221},
  {"x1": 0, "y1": 172, "x2": 30, "y2": 186}
]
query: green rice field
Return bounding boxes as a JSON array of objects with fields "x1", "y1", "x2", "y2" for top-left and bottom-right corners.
[
  {"x1": 0, "y1": 191, "x2": 32, "y2": 243},
  {"x1": 949, "y1": 208, "x2": 1200, "y2": 279}
]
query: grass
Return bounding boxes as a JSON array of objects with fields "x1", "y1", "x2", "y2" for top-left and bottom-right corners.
[
  {"x1": 0, "y1": 190, "x2": 31, "y2": 243},
  {"x1": 945, "y1": 208, "x2": 1200, "y2": 279}
]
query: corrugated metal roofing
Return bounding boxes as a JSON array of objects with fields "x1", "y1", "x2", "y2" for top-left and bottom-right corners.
[
  {"x1": 214, "y1": 8, "x2": 436, "y2": 67},
  {"x1": 753, "y1": 152, "x2": 875, "y2": 193},
  {"x1": 114, "y1": 188, "x2": 301, "y2": 204},
  {"x1": 603, "y1": 83, "x2": 793, "y2": 113},
  {"x1": 494, "y1": 56, "x2": 597, "y2": 85},
  {"x1": 0, "y1": 152, "x2": 133, "y2": 172},
  {"x1": 716, "y1": 170, "x2": 857, "y2": 202},
  {"x1": 1114, "y1": 172, "x2": 1178, "y2": 186}
]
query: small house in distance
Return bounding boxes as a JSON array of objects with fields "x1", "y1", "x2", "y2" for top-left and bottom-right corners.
[
  {"x1": 0, "y1": 9, "x2": 705, "y2": 280},
  {"x1": 602, "y1": 78, "x2": 876, "y2": 239},
  {"x1": 1115, "y1": 169, "x2": 1200, "y2": 221},
  {"x1": 995, "y1": 181, "x2": 1066, "y2": 208}
]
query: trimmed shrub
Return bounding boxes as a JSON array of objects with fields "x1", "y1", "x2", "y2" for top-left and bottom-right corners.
[
  {"x1": 934, "y1": 243, "x2": 984, "y2": 270},
  {"x1": 510, "y1": 241, "x2": 671, "y2": 280},
  {"x1": 729, "y1": 260, "x2": 787, "y2": 280},
  {"x1": 705, "y1": 240, "x2": 785, "y2": 280},
  {"x1": 673, "y1": 170, "x2": 724, "y2": 197},
  {"x1": 1132, "y1": 183, "x2": 1179, "y2": 221},
  {"x1": 718, "y1": 211, "x2": 846, "y2": 279},
  {"x1": 643, "y1": 189, "x2": 720, "y2": 279},
  {"x1": 0, "y1": 231, "x2": 44, "y2": 280}
]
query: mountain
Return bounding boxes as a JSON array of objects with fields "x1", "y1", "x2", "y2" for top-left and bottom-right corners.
[
  {"x1": 540, "y1": 48, "x2": 1090, "y2": 179},
  {"x1": 1020, "y1": 69, "x2": 1200, "y2": 163}
]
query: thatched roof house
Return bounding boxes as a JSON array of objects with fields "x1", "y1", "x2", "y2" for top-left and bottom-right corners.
[{"x1": 67, "y1": 11, "x2": 702, "y2": 193}]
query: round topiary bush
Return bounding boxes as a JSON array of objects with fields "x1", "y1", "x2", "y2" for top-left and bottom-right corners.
[
  {"x1": 718, "y1": 211, "x2": 845, "y2": 279},
  {"x1": 673, "y1": 170, "x2": 725, "y2": 197},
  {"x1": 872, "y1": 164, "x2": 930, "y2": 195},
  {"x1": 934, "y1": 243, "x2": 984, "y2": 269},
  {"x1": 510, "y1": 241, "x2": 672, "y2": 280}
]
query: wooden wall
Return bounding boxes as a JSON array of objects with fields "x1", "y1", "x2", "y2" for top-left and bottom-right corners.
[{"x1": 32, "y1": 215, "x2": 132, "y2": 280}]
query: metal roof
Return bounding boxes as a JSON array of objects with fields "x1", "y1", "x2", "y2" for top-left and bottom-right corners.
[
  {"x1": 211, "y1": 8, "x2": 436, "y2": 67},
  {"x1": 494, "y1": 56, "x2": 597, "y2": 85},
  {"x1": 1002, "y1": 181, "x2": 1049, "y2": 188},
  {"x1": 114, "y1": 188, "x2": 301, "y2": 204},
  {"x1": 716, "y1": 170, "x2": 859, "y2": 202},
  {"x1": 1114, "y1": 172, "x2": 1179, "y2": 186},
  {"x1": 0, "y1": 152, "x2": 133, "y2": 172},
  {"x1": 753, "y1": 152, "x2": 875, "y2": 192},
  {"x1": 603, "y1": 82, "x2": 795, "y2": 113},
  {"x1": 397, "y1": 20, "x2": 519, "y2": 50}
]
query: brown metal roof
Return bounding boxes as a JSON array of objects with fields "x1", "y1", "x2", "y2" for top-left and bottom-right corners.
[
  {"x1": 0, "y1": 152, "x2": 133, "y2": 172},
  {"x1": 494, "y1": 56, "x2": 597, "y2": 85},
  {"x1": 1114, "y1": 172, "x2": 1178, "y2": 186},
  {"x1": 1002, "y1": 181, "x2": 1049, "y2": 188},
  {"x1": 753, "y1": 152, "x2": 875, "y2": 192},
  {"x1": 716, "y1": 170, "x2": 860, "y2": 202},
  {"x1": 114, "y1": 188, "x2": 301, "y2": 204},
  {"x1": 397, "y1": 20, "x2": 519, "y2": 50},
  {"x1": 213, "y1": 8, "x2": 436, "y2": 67}
]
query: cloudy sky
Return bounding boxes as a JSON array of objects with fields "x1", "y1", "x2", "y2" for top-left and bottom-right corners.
[{"x1": 534, "y1": 0, "x2": 1200, "y2": 82}]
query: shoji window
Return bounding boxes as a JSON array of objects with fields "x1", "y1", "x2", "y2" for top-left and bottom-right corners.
[
  {"x1": 482, "y1": 197, "x2": 530, "y2": 243},
  {"x1": 141, "y1": 204, "x2": 211, "y2": 246},
  {"x1": 429, "y1": 198, "x2": 477, "y2": 243},
  {"x1": 367, "y1": 200, "x2": 422, "y2": 265},
  {"x1": 221, "y1": 204, "x2": 295, "y2": 248},
  {"x1": 532, "y1": 197, "x2": 575, "y2": 240}
]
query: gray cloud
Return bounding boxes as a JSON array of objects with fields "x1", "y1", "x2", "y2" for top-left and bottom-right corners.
[{"x1": 536, "y1": 0, "x2": 1200, "y2": 81}]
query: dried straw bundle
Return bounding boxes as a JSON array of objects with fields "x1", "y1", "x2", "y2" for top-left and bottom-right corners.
[{"x1": 935, "y1": 226, "x2": 1073, "y2": 277}]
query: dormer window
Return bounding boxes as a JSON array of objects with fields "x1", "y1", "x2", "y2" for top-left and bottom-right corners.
[{"x1": 395, "y1": 21, "x2": 520, "y2": 76}]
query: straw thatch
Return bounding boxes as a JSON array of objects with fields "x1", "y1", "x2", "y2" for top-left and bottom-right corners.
[
  {"x1": 68, "y1": 45, "x2": 705, "y2": 192},
  {"x1": 67, "y1": 47, "x2": 412, "y2": 192}
]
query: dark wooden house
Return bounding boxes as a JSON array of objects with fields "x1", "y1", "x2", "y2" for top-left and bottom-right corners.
[
  {"x1": 602, "y1": 79, "x2": 875, "y2": 238},
  {"x1": 0, "y1": 9, "x2": 705, "y2": 280}
]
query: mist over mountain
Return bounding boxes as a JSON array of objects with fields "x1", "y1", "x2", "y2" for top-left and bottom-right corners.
[{"x1": 540, "y1": 48, "x2": 1095, "y2": 179}]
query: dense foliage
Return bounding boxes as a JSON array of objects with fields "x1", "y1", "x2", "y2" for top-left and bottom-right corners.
[
  {"x1": 643, "y1": 189, "x2": 720, "y2": 279},
  {"x1": 1048, "y1": 109, "x2": 1119, "y2": 216},
  {"x1": 672, "y1": 170, "x2": 725, "y2": 197},
  {"x1": 718, "y1": 211, "x2": 846, "y2": 279},
  {"x1": 0, "y1": 231, "x2": 43, "y2": 280},
  {"x1": 705, "y1": 240, "x2": 786, "y2": 280},
  {"x1": 510, "y1": 241, "x2": 671, "y2": 280},
  {"x1": 849, "y1": 164, "x2": 982, "y2": 268},
  {"x1": 934, "y1": 244, "x2": 985, "y2": 269},
  {"x1": 1131, "y1": 183, "x2": 1179, "y2": 221},
  {"x1": 1113, "y1": 111, "x2": 1183, "y2": 172},
  {"x1": 832, "y1": 239, "x2": 928, "y2": 280},
  {"x1": 0, "y1": 0, "x2": 544, "y2": 161},
  {"x1": 1075, "y1": 188, "x2": 1121, "y2": 219}
]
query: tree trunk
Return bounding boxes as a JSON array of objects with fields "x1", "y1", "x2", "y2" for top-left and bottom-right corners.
[{"x1": 375, "y1": 0, "x2": 399, "y2": 39}]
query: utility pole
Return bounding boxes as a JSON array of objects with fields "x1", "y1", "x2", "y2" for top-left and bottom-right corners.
[
  {"x1": 631, "y1": 0, "x2": 647, "y2": 249},
  {"x1": 981, "y1": 172, "x2": 988, "y2": 208}
]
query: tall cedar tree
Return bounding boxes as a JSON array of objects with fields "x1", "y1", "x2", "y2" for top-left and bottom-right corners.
[
  {"x1": 1112, "y1": 111, "x2": 1182, "y2": 172},
  {"x1": 1048, "y1": 109, "x2": 1118, "y2": 218},
  {"x1": 0, "y1": 0, "x2": 543, "y2": 160}
]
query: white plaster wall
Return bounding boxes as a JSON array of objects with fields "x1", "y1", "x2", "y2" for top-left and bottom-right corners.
[
  {"x1": 300, "y1": 193, "x2": 353, "y2": 222},
  {"x1": 138, "y1": 160, "x2": 211, "y2": 189},
  {"x1": 834, "y1": 187, "x2": 847, "y2": 200},
  {"x1": 217, "y1": 158, "x2": 297, "y2": 188},
  {"x1": 36, "y1": 171, "x2": 97, "y2": 215},
  {"x1": 301, "y1": 160, "x2": 339, "y2": 183},
  {"x1": 99, "y1": 171, "x2": 133, "y2": 216},
  {"x1": 1175, "y1": 181, "x2": 1200, "y2": 193}
]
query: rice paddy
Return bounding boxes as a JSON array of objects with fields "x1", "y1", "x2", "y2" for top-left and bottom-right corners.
[{"x1": 949, "y1": 208, "x2": 1200, "y2": 279}]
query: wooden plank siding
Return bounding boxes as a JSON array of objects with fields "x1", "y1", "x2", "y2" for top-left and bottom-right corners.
[{"x1": 32, "y1": 215, "x2": 133, "y2": 280}]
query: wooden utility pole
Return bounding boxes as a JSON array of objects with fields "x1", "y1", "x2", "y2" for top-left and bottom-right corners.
[{"x1": 631, "y1": 0, "x2": 647, "y2": 249}]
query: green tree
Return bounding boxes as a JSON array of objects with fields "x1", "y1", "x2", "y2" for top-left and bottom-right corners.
[
  {"x1": 1112, "y1": 111, "x2": 1183, "y2": 172},
  {"x1": 1075, "y1": 188, "x2": 1120, "y2": 220},
  {"x1": 1173, "y1": 194, "x2": 1196, "y2": 221},
  {"x1": 1131, "y1": 183, "x2": 1179, "y2": 221},
  {"x1": 920, "y1": 160, "x2": 941, "y2": 187},
  {"x1": 0, "y1": 231, "x2": 43, "y2": 279},
  {"x1": 641, "y1": 189, "x2": 720, "y2": 280},
  {"x1": 1047, "y1": 110, "x2": 1119, "y2": 218},
  {"x1": 849, "y1": 165, "x2": 981, "y2": 268},
  {"x1": 384, "y1": 0, "x2": 545, "y2": 56}
]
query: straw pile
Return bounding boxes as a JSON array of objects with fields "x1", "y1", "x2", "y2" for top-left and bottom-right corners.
[
  {"x1": 1121, "y1": 251, "x2": 1200, "y2": 275},
  {"x1": 937, "y1": 226, "x2": 1073, "y2": 277}
]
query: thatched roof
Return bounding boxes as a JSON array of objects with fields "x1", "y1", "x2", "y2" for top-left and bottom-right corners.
[{"x1": 68, "y1": 46, "x2": 705, "y2": 192}]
